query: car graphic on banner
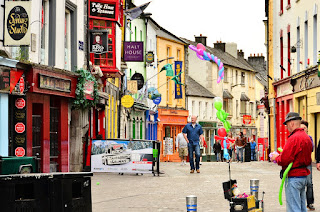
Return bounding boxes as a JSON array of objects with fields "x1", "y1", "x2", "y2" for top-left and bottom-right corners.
[{"x1": 91, "y1": 139, "x2": 153, "y2": 174}]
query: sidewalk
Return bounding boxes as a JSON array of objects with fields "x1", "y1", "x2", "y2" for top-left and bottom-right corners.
[{"x1": 92, "y1": 161, "x2": 320, "y2": 211}]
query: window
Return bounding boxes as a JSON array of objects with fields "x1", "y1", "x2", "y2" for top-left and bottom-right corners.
[
  {"x1": 287, "y1": 26, "x2": 291, "y2": 76},
  {"x1": 64, "y1": 10, "x2": 71, "y2": 70},
  {"x1": 231, "y1": 69, "x2": 233, "y2": 84},
  {"x1": 305, "y1": 20, "x2": 308, "y2": 68},
  {"x1": 205, "y1": 102, "x2": 208, "y2": 118},
  {"x1": 240, "y1": 100, "x2": 247, "y2": 115},
  {"x1": 134, "y1": 26, "x2": 137, "y2": 41},
  {"x1": 313, "y1": 14, "x2": 317, "y2": 65},
  {"x1": 280, "y1": 30, "x2": 284, "y2": 79},
  {"x1": 280, "y1": 0, "x2": 283, "y2": 14},
  {"x1": 224, "y1": 68, "x2": 228, "y2": 82},
  {"x1": 191, "y1": 101, "x2": 195, "y2": 115},
  {"x1": 297, "y1": 26, "x2": 300, "y2": 72},
  {"x1": 140, "y1": 30, "x2": 142, "y2": 41},
  {"x1": 167, "y1": 77, "x2": 170, "y2": 103},
  {"x1": 40, "y1": 0, "x2": 49, "y2": 65},
  {"x1": 223, "y1": 99, "x2": 233, "y2": 115},
  {"x1": 90, "y1": 20, "x2": 116, "y2": 69},
  {"x1": 241, "y1": 72, "x2": 245, "y2": 84},
  {"x1": 177, "y1": 49, "x2": 181, "y2": 60},
  {"x1": 236, "y1": 100, "x2": 239, "y2": 117},
  {"x1": 199, "y1": 102, "x2": 201, "y2": 119},
  {"x1": 250, "y1": 102, "x2": 254, "y2": 116},
  {"x1": 236, "y1": 71, "x2": 238, "y2": 84}
]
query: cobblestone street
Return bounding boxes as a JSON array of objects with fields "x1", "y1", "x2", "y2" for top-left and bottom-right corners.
[{"x1": 92, "y1": 161, "x2": 320, "y2": 212}]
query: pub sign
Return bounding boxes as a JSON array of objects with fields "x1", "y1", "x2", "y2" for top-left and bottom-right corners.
[
  {"x1": 89, "y1": 1, "x2": 118, "y2": 21},
  {"x1": 4, "y1": 1, "x2": 31, "y2": 46},
  {"x1": 90, "y1": 30, "x2": 109, "y2": 54}
]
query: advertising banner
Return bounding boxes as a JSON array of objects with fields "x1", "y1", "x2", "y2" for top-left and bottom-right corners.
[
  {"x1": 4, "y1": 1, "x2": 31, "y2": 46},
  {"x1": 174, "y1": 61, "x2": 183, "y2": 99},
  {"x1": 124, "y1": 42, "x2": 143, "y2": 62},
  {"x1": 91, "y1": 139, "x2": 153, "y2": 174},
  {"x1": 90, "y1": 30, "x2": 108, "y2": 54},
  {"x1": 11, "y1": 95, "x2": 27, "y2": 155}
]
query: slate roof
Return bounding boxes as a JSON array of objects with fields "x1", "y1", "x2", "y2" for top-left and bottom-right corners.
[
  {"x1": 186, "y1": 76, "x2": 216, "y2": 98},
  {"x1": 180, "y1": 38, "x2": 254, "y2": 72}
]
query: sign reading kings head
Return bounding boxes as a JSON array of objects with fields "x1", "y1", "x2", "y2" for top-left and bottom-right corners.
[{"x1": 4, "y1": 1, "x2": 31, "y2": 46}]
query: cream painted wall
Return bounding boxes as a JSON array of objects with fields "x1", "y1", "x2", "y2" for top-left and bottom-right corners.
[
  {"x1": 186, "y1": 96, "x2": 217, "y2": 123},
  {"x1": 273, "y1": 0, "x2": 319, "y2": 80},
  {"x1": 255, "y1": 78, "x2": 268, "y2": 138}
]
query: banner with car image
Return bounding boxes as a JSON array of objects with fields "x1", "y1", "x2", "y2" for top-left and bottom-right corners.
[{"x1": 91, "y1": 139, "x2": 153, "y2": 174}]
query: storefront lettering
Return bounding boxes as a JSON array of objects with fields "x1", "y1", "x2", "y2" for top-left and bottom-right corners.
[
  {"x1": 39, "y1": 74, "x2": 71, "y2": 93},
  {"x1": 90, "y1": 1, "x2": 116, "y2": 20},
  {"x1": 7, "y1": 6, "x2": 29, "y2": 40}
]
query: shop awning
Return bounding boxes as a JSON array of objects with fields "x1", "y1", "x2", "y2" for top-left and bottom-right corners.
[
  {"x1": 240, "y1": 93, "x2": 250, "y2": 101},
  {"x1": 223, "y1": 90, "x2": 233, "y2": 99}
]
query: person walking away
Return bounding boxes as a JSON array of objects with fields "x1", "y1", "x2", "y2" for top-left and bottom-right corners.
[
  {"x1": 271, "y1": 112, "x2": 312, "y2": 212},
  {"x1": 250, "y1": 137, "x2": 257, "y2": 161},
  {"x1": 182, "y1": 115, "x2": 204, "y2": 173},
  {"x1": 213, "y1": 140, "x2": 221, "y2": 162},
  {"x1": 300, "y1": 120, "x2": 315, "y2": 210},
  {"x1": 176, "y1": 132, "x2": 188, "y2": 166},
  {"x1": 235, "y1": 132, "x2": 246, "y2": 162}
]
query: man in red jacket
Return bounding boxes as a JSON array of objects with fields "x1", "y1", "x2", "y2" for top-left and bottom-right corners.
[{"x1": 271, "y1": 112, "x2": 312, "y2": 212}]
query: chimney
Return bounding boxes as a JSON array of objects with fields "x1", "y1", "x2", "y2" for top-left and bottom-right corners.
[
  {"x1": 195, "y1": 34, "x2": 207, "y2": 46},
  {"x1": 248, "y1": 53, "x2": 265, "y2": 67},
  {"x1": 214, "y1": 41, "x2": 226, "y2": 52},
  {"x1": 237, "y1": 49, "x2": 244, "y2": 59}
]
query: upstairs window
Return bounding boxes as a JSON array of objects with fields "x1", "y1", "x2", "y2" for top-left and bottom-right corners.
[
  {"x1": 90, "y1": 20, "x2": 115, "y2": 69},
  {"x1": 241, "y1": 72, "x2": 245, "y2": 84}
]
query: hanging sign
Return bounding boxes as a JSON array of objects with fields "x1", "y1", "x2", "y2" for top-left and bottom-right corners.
[
  {"x1": 89, "y1": 1, "x2": 117, "y2": 21},
  {"x1": 127, "y1": 80, "x2": 138, "y2": 94},
  {"x1": 124, "y1": 42, "x2": 144, "y2": 62},
  {"x1": 84, "y1": 80, "x2": 95, "y2": 100},
  {"x1": 90, "y1": 30, "x2": 109, "y2": 54},
  {"x1": 4, "y1": 1, "x2": 31, "y2": 46},
  {"x1": 121, "y1": 95, "x2": 134, "y2": 108},
  {"x1": 153, "y1": 97, "x2": 161, "y2": 105},
  {"x1": 175, "y1": 61, "x2": 183, "y2": 99},
  {"x1": 130, "y1": 73, "x2": 144, "y2": 90},
  {"x1": 243, "y1": 115, "x2": 252, "y2": 125},
  {"x1": 146, "y1": 52, "x2": 154, "y2": 63}
]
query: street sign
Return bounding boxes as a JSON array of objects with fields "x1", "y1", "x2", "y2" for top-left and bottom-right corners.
[
  {"x1": 15, "y1": 147, "x2": 25, "y2": 157},
  {"x1": 15, "y1": 122, "x2": 25, "y2": 133},
  {"x1": 15, "y1": 98, "x2": 26, "y2": 109}
]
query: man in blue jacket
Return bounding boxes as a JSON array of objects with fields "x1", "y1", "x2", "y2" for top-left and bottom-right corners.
[{"x1": 182, "y1": 115, "x2": 204, "y2": 173}]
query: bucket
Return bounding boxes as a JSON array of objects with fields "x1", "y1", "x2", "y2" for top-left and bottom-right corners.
[{"x1": 186, "y1": 195, "x2": 197, "y2": 211}]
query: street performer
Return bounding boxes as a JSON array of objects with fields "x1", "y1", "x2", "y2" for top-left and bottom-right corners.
[{"x1": 271, "y1": 112, "x2": 312, "y2": 212}]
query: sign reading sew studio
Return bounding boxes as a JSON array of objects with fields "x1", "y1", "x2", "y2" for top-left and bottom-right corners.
[
  {"x1": 4, "y1": 1, "x2": 31, "y2": 46},
  {"x1": 124, "y1": 42, "x2": 143, "y2": 62}
]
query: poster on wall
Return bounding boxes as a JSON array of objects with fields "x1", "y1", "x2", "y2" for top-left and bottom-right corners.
[
  {"x1": 174, "y1": 61, "x2": 183, "y2": 99},
  {"x1": 4, "y1": 1, "x2": 31, "y2": 46},
  {"x1": 164, "y1": 137, "x2": 173, "y2": 155},
  {"x1": 91, "y1": 139, "x2": 153, "y2": 174}
]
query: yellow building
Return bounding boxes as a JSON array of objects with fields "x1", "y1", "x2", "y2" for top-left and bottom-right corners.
[
  {"x1": 105, "y1": 78, "x2": 120, "y2": 139},
  {"x1": 292, "y1": 67, "x2": 320, "y2": 161},
  {"x1": 156, "y1": 27, "x2": 189, "y2": 162}
]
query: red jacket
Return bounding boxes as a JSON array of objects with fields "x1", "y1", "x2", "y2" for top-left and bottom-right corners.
[{"x1": 276, "y1": 128, "x2": 312, "y2": 177}]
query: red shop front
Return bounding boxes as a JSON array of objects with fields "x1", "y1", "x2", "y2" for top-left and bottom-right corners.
[{"x1": 25, "y1": 66, "x2": 78, "y2": 173}]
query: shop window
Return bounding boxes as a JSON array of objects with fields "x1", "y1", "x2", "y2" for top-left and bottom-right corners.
[
  {"x1": 50, "y1": 99, "x2": 60, "y2": 157},
  {"x1": 165, "y1": 126, "x2": 171, "y2": 137},
  {"x1": 90, "y1": 19, "x2": 115, "y2": 69}
]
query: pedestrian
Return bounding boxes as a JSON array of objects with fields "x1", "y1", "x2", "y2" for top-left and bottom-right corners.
[
  {"x1": 235, "y1": 132, "x2": 246, "y2": 162},
  {"x1": 182, "y1": 115, "x2": 204, "y2": 173},
  {"x1": 250, "y1": 137, "x2": 257, "y2": 161},
  {"x1": 227, "y1": 132, "x2": 234, "y2": 162},
  {"x1": 270, "y1": 112, "x2": 312, "y2": 212},
  {"x1": 300, "y1": 120, "x2": 315, "y2": 211},
  {"x1": 213, "y1": 140, "x2": 221, "y2": 162},
  {"x1": 176, "y1": 132, "x2": 188, "y2": 166}
]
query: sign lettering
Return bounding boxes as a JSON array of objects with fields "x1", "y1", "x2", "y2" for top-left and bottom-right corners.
[
  {"x1": 175, "y1": 61, "x2": 183, "y2": 99},
  {"x1": 39, "y1": 74, "x2": 71, "y2": 93}
]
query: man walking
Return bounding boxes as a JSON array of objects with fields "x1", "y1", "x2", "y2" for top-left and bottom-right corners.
[
  {"x1": 176, "y1": 132, "x2": 188, "y2": 165},
  {"x1": 250, "y1": 138, "x2": 257, "y2": 161},
  {"x1": 182, "y1": 115, "x2": 204, "y2": 173},
  {"x1": 271, "y1": 112, "x2": 312, "y2": 212},
  {"x1": 235, "y1": 132, "x2": 246, "y2": 162}
]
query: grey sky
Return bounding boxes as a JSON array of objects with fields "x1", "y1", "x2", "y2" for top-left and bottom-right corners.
[{"x1": 134, "y1": 0, "x2": 267, "y2": 58}]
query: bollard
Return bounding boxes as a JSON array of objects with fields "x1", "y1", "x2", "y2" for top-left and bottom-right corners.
[
  {"x1": 186, "y1": 195, "x2": 197, "y2": 211},
  {"x1": 250, "y1": 179, "x2": 259, "y2": 200}
]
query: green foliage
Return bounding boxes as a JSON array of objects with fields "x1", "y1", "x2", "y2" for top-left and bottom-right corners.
[{"x1": 73, "y1": 69, "x2": 99, "y2": 110}]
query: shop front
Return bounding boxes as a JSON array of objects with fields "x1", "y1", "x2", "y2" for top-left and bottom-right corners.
[
  {"x1": 199, "y1": 122, "x2": 217, "y2": 161},
  {"x1": 273, "y1": 78, "x2": 293, "y2": 149},
  {"x1": 24, "y1": 66, "x2": 78, "y2": 173},
  {"x1": 292, "y1": 67, "x2": 320, "y2": 160},
  {"x1": 157, "y1": 108, "x2": 188, "y2": 162}
]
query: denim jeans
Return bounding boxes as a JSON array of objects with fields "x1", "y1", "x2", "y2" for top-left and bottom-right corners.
[
  {"x1": 188, "y1": 143, "x2": 200, "y2": 170},
  {"x1": 285, "y1": 177, "x2": 307, "y2": 212},
  {"x1": 306, "y1": 165, "x2": 314, "y2": 205},
  {"x1": 236, "y1": 146, "x2": 244, "y2": 162},
  {"x1": 251, "y1": 149, "x2": 256, "y2": 161},
  {"x1": 216, "y1": 153, "x2": 221, "y2": 162}
]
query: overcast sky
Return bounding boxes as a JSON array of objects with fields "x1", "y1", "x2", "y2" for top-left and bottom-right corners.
[{"x1": 134, "y1": 0, "x2": 267, "y2": 59}]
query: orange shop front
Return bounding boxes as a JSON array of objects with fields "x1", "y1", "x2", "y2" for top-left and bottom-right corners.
[{"x1": 157, "y1": 108, "x2": 188, "y2": 162}]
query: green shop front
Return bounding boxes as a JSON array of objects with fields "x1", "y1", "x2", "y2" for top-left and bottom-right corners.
[{"x1": 199, "y1": 121, "x2": 218, "y2": 162}]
